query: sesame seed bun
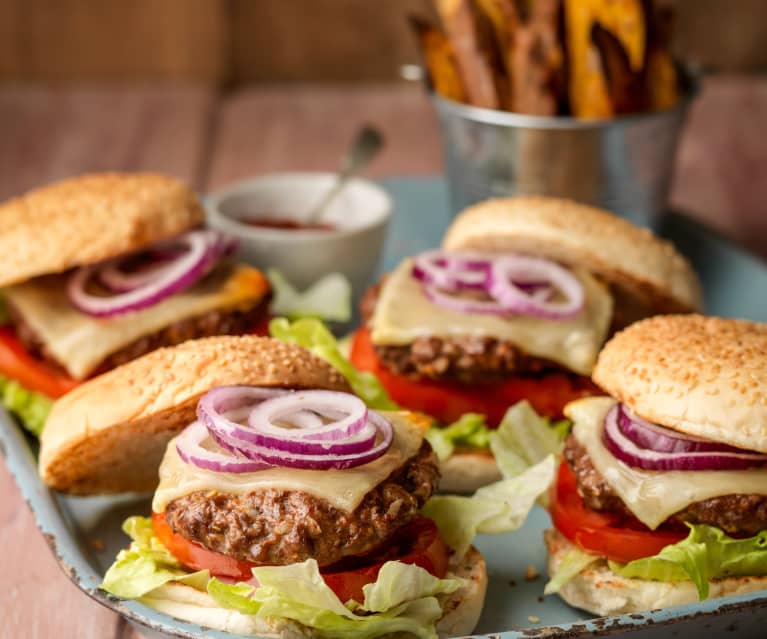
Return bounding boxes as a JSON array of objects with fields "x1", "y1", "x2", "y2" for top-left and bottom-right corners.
[
  {"x1": 0, "y1": 172, "x2": 205, "y2": 287},
  {"x1": 442, "y1": 197, "x2": 702, "y2": 316},
  {"x1": 593, "y1": 315, "x2": 767, "y2": 453},
  {"x1": 138, "y1": 545, "x2": 486, "y2": 638},
  {"x1": 39, "y1": 336, "x2": 350, "y2": 495},
  {"x1": 545, "y1": 528, "x2": 767, "y2": 616}
]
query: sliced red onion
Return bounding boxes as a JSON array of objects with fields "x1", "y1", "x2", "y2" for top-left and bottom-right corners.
[
  {"x1": 603, "y1": 403, "x2": 767, "y2": 471},
  {"x1": 224, "y1": 411, "x2": 393, "y2": 470},
  {"x1": 247, "y1": 391, "x2": 369, "y2": 441},
  {"x1": 182, "y1": 386, "x2": 395, "y2": 472},
  {"x1": 411, "y1": 249, "x2": 582, "y2": 320},
  {"x1": 617, "y1": 404, "x2": 740, "y2": 453},
  {"x1": 67, "y1": 229, "x2": 237, "y2": 317},
  {"x1": 99, "y1": 261, "x2": 175, "y2": 292},
  {"x1": 412, "y1": 250, "x2": 490, "y2": 290},
  {"x1": 422, "y1": 285, "x2": 514, "y2": 315},
  {"x1": 488, "y1": 255, "x2": 583, "y2": 319},
  {"x1": 176, "y1": 421, "x2": 270, "y2": 473}
]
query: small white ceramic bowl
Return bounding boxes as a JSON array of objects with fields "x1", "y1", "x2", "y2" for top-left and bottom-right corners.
[{"x1": 207, "y1": 173, "x2": 393, "y2": 293}]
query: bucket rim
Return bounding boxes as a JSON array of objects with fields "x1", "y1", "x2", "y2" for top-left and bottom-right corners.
[{"x1": 431, "y1": 64, "x2": 700, "y2": 130}]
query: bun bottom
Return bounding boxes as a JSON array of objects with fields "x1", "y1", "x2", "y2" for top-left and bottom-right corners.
[
  {"x1": 545, "y1": 529, "x2": 767, "y2": 616},
  {"x1": 139, "y1": 546, "x2": 487, "y2": 638},
  {"x1": 438, "y1": 450, "x2": 501, "y2": 493}
]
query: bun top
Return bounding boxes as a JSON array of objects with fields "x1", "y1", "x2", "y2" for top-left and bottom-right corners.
[
  {"x1": 593, "y1": 315, "x2": 767, "y2": 453},
  {"x1": 442, "y1": 197, "x2": 702, "y2": 315},
  {"x1": 0, "y1": 172, "x2": 205, "y2": 287},
  {"x1": 39, "y1": 335, "x2": 351, "y2": 494}
]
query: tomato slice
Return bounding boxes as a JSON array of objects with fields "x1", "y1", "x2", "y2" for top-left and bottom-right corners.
[
  {"x1": 152, "y1": 512, "x2": 450, "y2": 603},
  {"x1": 152, "y1": 511, "x2": 257, "y2": 580},
  {"x1": 550, "y1": 461, "x2": 686, "y2": 563},
  {"x1": 349, "y1": 327, "x2": 599, "y2": 423},
  {"x1": 247, "y1": 314, "x2": 273, "y2": 337},
  {"x1": 0, "y1": 328, "x2": 79, "y2": 398}
]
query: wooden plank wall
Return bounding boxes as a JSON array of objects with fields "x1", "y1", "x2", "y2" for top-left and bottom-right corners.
[{"x1": 0, "y1": 0, "x2": 765, "y2": 85}]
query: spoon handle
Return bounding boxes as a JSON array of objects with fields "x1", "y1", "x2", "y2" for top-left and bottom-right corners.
[{"x1": 306, "y1": 125, "x2": 384, "y2": 224}]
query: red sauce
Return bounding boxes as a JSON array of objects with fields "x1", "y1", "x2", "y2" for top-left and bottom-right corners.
[{"x1": 239, "y1": 217, "x2": 336, "y2": 232}]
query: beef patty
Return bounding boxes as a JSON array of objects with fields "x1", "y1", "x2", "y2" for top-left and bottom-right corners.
[
  {"x1": 564, "y1": 434, "x2": 767, "y2": 536},
  {"x1": 9, "y1": 296, "x2": 270, "y2": 377},
  {"x1": 360, "y1": 280, "x2": 576, "y2": 383},
  {"x1": 164, "y1": 443, "x2": 440, "y2": 567}
]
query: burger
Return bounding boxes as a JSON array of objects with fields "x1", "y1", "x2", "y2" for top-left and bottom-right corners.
[
  {"x1": 351, "y1": 197, "x2": 702, "y2": 491},
  {"x1": 0, "y1": 173, "x2": 271, "y2": 434},
  {"x1": 45, "y1": 336, "x2": 499, "y2": 637},
  {"x1": 546, "y1": 315, "x2": 767, "y2": 615}
]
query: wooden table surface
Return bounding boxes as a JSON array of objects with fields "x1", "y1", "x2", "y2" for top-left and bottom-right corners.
[{"x1": 1, "y1": 76, "x2": 765, "y2": 638}]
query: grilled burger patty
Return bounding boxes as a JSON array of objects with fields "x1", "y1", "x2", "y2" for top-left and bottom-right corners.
[
  {"x1": 9, "y1": 297, "x2": 270, "y2": 376},
  {"x1": 564, "y1": 435, "x2": 767, "y2": 536},
  {"x1": 361, "y1": 281, "x2": 573, "y2": 383},
  {"x1": 164, "y1": 443, "x2": 440, "y2": 567}
]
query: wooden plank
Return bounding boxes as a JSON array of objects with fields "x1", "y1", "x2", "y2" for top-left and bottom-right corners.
[
  {"x1": 671, "y1": 75, "x2": 767, "y2": 259},
  {"x1": 0, "y1": 0, "x2": 229, "y2": 83},
  {"x1": 0, "y1": 84, "x2": 215, "y2": 639},
  {"x1": 0, "y1": 85, "x2": 217, "y2": 200},
  {"x1": 0, "y1": 463, "x2": 119, "y2": 638},
  {"x1": 205, "y1": 84, "x2": 442, "y2": 190}
]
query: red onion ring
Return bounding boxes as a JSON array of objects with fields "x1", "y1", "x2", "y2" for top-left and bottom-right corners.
[
  {"x1": 603, "y1": 403, "x2": 767, "y2": 471},
  {"x1": 247, "y1": 391, "x2": 369, "y2": 441},
  {"x1": 411, "y1": 250, "x2": 582, "y2": 319},
  {"x1": 181, "y1": 386, "x2": 394, "y2": 472},
  {"x1": 488, "y1": 255, "x2": 584, "y2": 319},
  {"x1": 67, "y1": 229, "x2": 237, "y2": 317},
  {"x1": 412, "y1": 250, "x2": 490, "y2": 290},
  {"x1": 176, "y1": 421, "x2": 270, "y2": 473},
  {"x1": 617, "y1": 404, "x2": 741, "y2": 453}
]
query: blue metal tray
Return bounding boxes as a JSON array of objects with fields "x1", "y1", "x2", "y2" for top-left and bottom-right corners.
[{"x1": 2, "y1": 178, "x2": 766, "y2": 638}]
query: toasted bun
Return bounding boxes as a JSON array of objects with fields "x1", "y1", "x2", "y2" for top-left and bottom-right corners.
[
  {"x1": 39, "y1": 336, "x2": 350, "y2": 495},
  {"x1": 140, "y1": 546, "x2": 487, "y2": 639},
  {"x1": 438, "y1": 450, "x2": 502, "y2": 493},
  {"x1": 593, "y1": 314, "x2": 767, "y2": 453},
  {"x1": 0, "y1": 172, "x2": 205, "y2": 287},
  {"x1": 442, "y1": 197, "x2": 702, "y2": 315},
  {"x1": 545, "y1": 528, "x2": 767, "y2": 616}
]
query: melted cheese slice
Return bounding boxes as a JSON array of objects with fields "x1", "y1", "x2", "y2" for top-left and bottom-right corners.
[
  {"x1": 2, "y1": 263, "x2": 269, "y2": 379},
  {"x1": 152, "y1": 411, "x2": 425, "y2": 514},
  {"x1": 370, "y1": 258, "x2": 613, "y2": 375},
  {"x1": 568, "y1": 397, "x2": 767, "y2": 530}
]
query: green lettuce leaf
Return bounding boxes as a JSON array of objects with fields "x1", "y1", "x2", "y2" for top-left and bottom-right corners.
[
  {"x1": 209, "y1": 559, "x2": 459, "y2": 639},
  {"x1": 269, "y1": 317, "x2": 397, "y2": 410},
  {"x1": 490, "y1": 400, "x2": 568, "y2": 479},
  {"x1": 101, "y1": 516, "x2": 208, "y2": 599},
  {"x1": 422, "y1": 454, "x2": 557, "y2": 557},
  {"x1": 268, "y1": 270, "x2": 351, "y2": 323},
  {"x1": 103, "y1": 518, "x2": 463, "y2": 639},
  {"x1": 424, "y1": 413, "x2": 489, "y2": 462},
  {"x1": 611, "y1": 525, "x2": 767, "y2": 600},
  {"x1": 544, "y1": 545, "x2": 600, "y2": 595},
  {"x1": 424, "y1": 400, "x2": 569, "y2": 466},
  {"x1": 361, "y1": 560, "x2": 463, "y2": 612},
  {"x1": 0, "y1": 374, "x2": 52, "y2": 437}
]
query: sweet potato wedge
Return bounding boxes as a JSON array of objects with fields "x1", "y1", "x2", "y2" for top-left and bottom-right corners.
[
  {"x1": 434, "y1": 0, "x2": 505, "y2": 109},
  {"x1": 642, "y1": 4, "x2": 679, "y2": 110},
  {"x1": 410, "y1": 17, "x2": 467, "y2": 102},
  {"x1": 592, "y1": 22, "x2": 647, "y2": 113}
]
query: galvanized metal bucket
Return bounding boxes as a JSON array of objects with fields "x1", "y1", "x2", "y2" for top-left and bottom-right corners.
[{"x1": 431, "y1": 74, "x2": 698, "y2": 226}]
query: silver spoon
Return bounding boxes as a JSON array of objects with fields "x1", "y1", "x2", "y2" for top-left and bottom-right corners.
[{"x1": 306, "y1": 125, "x2": 384, "y2": 225}]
